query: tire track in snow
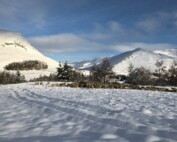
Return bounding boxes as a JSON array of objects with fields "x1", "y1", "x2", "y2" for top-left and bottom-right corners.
[
  {"x1": 10, "y1": 87, "x2": 177, "y2": 142},
  {"x1": 23, "y1": 88, "x2": 124, "y2": 116},
  {"x1": 12, "y1": 88, "x2": 138, "y2": 131}
]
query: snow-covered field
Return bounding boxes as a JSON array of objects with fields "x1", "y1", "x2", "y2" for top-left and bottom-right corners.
[{"x1": 0, "y1": 83, "x2": 177, "y2": 142}]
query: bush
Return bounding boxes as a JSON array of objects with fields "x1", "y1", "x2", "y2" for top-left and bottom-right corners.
[
  {"x1": 0, "y1": 71, "x2": 26, "y2": 84},
  {"x1": 5, "y1": 60, "x2": 48, "y2": 70},
  {"x1": 126, "y1": 67, "x2": 153, "y2": 85}
]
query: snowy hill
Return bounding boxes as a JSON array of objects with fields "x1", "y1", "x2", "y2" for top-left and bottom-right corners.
[
  {"x1": 111, "y1": 48, "x2": 176, "y2": 75},
  {"x1": 0, "y1": 30, "x2": 58, "y2": 80},
  {"x1": 72, "y1": 57, "x2": 104, "y2": 69},
  {"x1": 73, "y1": 48, "x2": 177, "y2": 75},
  {"x1": 154, "y1": 49, "x2": 177, "y2": 58}
]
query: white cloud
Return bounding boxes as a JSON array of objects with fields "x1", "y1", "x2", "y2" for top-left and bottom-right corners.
[
  {"x1": 84, "y1": 21, "x2": 142, "y2": 42},
  {"x1": 137, "y1": 18, "x2": 162, "y2": 33},
  {"x1": 29, "y1": 34, "x2": 106, "y2": 53},
  {"x1": 28, "y1": 11, "x2": 177, "y2": 56},
  {"x1": 136, "y1": 11, "x2": 177, "y2": 33},
  {"x1": 29, "y1": 33, "x2": 177, "y2": 55}
]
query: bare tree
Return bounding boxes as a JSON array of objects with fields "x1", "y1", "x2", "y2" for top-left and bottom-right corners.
[
  {"x1": 100, "y1": 58, "x2": 114, "y2": 83},
  {"x1": 154, "y1": 60, "x2": 167, "y2": 85},
  {"x1": 90, "y1": 58, "x2": 114, "y2": 83},
  {"x1": 90, "y1": 64, "x2": 102, "y2": 83},
  {"x1": 167, "y1": 61, "x2": 177, "y2": 85}
]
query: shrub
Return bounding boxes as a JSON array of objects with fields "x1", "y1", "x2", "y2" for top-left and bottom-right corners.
[
  {"x1": 0, "y1": 71, "x2": 26, "y2": 84},
  {"x1": 126, "y1": 67, "x2": 153, "y2": 85}
]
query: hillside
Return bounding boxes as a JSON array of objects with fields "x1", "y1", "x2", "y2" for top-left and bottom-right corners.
[
  {"x1": 0, "y1": 30, "x2": 58, "y2": 80},
  {"x1": 73, "y1": 48, "x2": 177, "y2": 75},
  {"x1": 72, "y1": 57, "x2": 104, "y2": 69},
  {"x1": 154, "y1": 49, "x2": 177, "y2": 58}
]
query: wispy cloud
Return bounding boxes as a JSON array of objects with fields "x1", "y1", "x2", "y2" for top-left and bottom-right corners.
[
  {"x1": 29, "y1": 10, "x2": 177, "y2": 56},
  {"x1": 136, "y1": 11, "x2": 177, "y2": 34},
  {"x1": 83, "y1": 21, "x2": 142, "y2": 42},
  {"x1": 29, "y1": 33, "x2": 177, "y2": 55}
]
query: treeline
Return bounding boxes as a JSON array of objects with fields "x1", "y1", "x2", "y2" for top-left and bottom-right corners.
[
  {"x1": 30, "y1": 62, "x2": 87, "y2": 82},
  {"x1": 0, "y1": 71, "x2": 26, "y2": 84},
  {"x1": 60, "y1": 59, "x2": 177, "y2": 87},
  {"x1": 31, "y1": 59, "x2": 114, "y2": 83},
  {"x1": 30, "y1": 58, "x2": 177, "y2": 88},
  {"x1": 5, "y1": 60, "x2": 48, "y2": 70},
  {"x1": 127, "y1": 61, "x2": 177, "y2": 86}
]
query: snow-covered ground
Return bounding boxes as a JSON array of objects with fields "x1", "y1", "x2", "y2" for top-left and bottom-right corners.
[{"x1": 0, "y1": 83, "x2": 177, "y2": 142}]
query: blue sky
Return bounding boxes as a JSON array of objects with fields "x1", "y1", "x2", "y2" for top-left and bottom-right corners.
[{"x1": 0, "y1": 0, "x2": 177, "y2": 62}]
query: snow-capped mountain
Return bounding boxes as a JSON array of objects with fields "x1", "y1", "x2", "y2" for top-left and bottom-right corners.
[
  {"x1": 154, "y1": 49, "x2": 177, "y2": 58},
  {"x1": 0, "y1": 29, "x2": 58, "y2": 80},
  {"x1": 111, "y1": 48, "x2": 176, "y2": 75},
  {"x1": 73, "y1": 48, "x2": 177, "y2": 75},
  {"x1": 72, "y1": 57, "x2": 104, "y2": 69}
]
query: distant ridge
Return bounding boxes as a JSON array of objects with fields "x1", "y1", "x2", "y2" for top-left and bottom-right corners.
[{"x1": 73, "y1": 48, "x2": 177, "y2": 75}]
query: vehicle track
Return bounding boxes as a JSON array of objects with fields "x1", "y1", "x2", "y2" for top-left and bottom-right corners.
[{"x1": 12, "y1": 88, "x2": 133, "y2": 130}]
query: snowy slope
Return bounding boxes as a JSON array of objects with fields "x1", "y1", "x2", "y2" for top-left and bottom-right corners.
[
  {"x1": 72, "y1": 57, "x2": 104, "y2": 69},
  {"x1": 111, "y1": 48, "x2": 176, "y2": 75},
  {"x1": 73, "y1": 48, "x2": 177, "y2": 75},
  {"x1": 0, "y1": 30, "x2": 58, "y2": 79},
  {"x1": 154, "y1": 49, "x2": 177, "y2": 58},
  {"x1": 0, "y1": 83, "x2": 177, "y2": 142}
]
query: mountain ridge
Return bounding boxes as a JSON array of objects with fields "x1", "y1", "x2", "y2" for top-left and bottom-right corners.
[{"x1": 73, "y1": 48, "x2": 177, "y2": 75}]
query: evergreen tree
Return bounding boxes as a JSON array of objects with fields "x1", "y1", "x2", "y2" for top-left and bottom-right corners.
[
  {"x1": 57, "y1": 62, "x2": 63, "y2": 80},
  {"x1": 56, "y1": 62, "x2": 73, "y2": 82},
  {"x1": 15, "y1": 70, "x2": 25, "y2": 83},
  {"x1": 15, "y1": 70, "x2": 21, "y2": 83},
  {"x1": 62, "y1": 62, "x2": 73, "y2": 81}
]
